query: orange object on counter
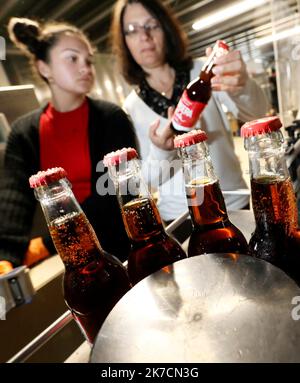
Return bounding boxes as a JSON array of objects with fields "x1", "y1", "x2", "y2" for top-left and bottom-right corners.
[
  {"x1": 23, "y1": 237, "x2": 51, "y2": 267},
  {"x1": 0, "y1": 261, "x2": 13, "y2": 275}
]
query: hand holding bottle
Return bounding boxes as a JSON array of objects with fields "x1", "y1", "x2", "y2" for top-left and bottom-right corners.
[
  {"x1": 171, "y1": 40, "x2": 229, "y2": 134},
  {"x1": 209, "y1": 48, "x2": 249, "y2": 94}
]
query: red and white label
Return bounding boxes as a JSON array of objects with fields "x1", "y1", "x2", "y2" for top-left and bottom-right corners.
[{"x1": 172, "y1": 90, "x2": 206, "y2": 131}]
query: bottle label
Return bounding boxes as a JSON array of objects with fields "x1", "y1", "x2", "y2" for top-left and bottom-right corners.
[{"x1": 172, "y1": 90, "x2": 206, "y2": 131}]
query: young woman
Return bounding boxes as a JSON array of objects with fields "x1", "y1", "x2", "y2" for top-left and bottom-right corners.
[
  {"x1": 0, "y1": 18, "x2": 138, "y2": 271},
  {"x1": 111, "y1": 0, "x2": 269, "y2": 222}
]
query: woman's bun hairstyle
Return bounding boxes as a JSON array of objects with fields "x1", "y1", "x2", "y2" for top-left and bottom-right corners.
[
  {"x1": 7, "y1": 17, "x2": 93, "y2": 82},
  {"x1": 8, "y1": 17, "x2": 42, "y2": 56}
]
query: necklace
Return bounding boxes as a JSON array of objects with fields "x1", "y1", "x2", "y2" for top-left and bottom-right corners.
[
  {"x1": 147, "y1": 68, "x2": 175, "y2": 98},
  {"x1": 161, "y1": 82, "x2": 174, "y2": 97}
]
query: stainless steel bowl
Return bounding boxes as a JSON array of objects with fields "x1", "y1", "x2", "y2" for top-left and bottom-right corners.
[{"x1": 90, "y1": 253, "x2": 300, "y2": 363}]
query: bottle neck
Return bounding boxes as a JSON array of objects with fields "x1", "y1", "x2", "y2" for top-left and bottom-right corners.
[
  {"x1": 34, "y1": 179, "x2": 82, "y2": 224},
  {"x1": 34, "y1": 179, "x2": 104, "y2": 267},
  {"x1": 244, "y1": 131, "x2": 289, "y2": 181},
  {"x1": 244, "y1": 131, "x2": 298, "y2": 235},
  {"x1": 108, "y1": 159, "x2": 164, "y2": 241},
  {"x1": 178, "y1": 141, "x2": 217, "y2": 185},
  {"x1": 201, "y1": 52, "x2": 216, "y2": 75},
  {"x1": 171, "y1": 44, "x2": 227, "y2": 135},
  {"x1": 199, "y1": 70, "x2": 214, "y2": 84},
  {"x1": 200, "y1": 43, "x2": 227, "y2": 79},
  {"x1": 178, "y1": 142, "x2": 228, "y2": 228}
]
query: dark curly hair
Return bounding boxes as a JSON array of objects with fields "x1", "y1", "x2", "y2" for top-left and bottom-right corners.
[
  {"x1": 110, "y1": 0, "x2": 192, "y2": 86},
  {"x1": 7, "y1": 17, "x2": 93, "y2": 82}
]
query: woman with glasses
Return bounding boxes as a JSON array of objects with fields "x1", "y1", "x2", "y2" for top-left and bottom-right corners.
[{"x1": 111, "y1": 0, "x2": 269, "y2": 223}]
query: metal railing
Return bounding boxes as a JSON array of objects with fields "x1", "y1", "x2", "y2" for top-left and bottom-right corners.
[{"x1": 7, "y1": 311, "x2": 73, "y2": 363}]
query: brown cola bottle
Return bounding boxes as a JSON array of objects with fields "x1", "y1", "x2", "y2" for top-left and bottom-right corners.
[
  {"x1": 171, "y1": 40, "x2": 229, "y2": 134},
  {"x1": 29, "y1": 167, "x2": 131, "y2": 344},
  {"x1": 103, "y1": 148, "x2": 186, "y2": 285},
  {"x1": 174, "y1": 130, "x2": 248, "y2": 256},
  {"x1": 241, "y1": 117, "x2": 300, "y2": 285}
]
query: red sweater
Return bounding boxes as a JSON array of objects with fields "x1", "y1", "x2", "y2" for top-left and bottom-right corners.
[{"x1": 39, "y1": 98, "x2": 91, "y2": 203}]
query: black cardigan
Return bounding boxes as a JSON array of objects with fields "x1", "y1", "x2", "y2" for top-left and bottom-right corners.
[{"x1": 0, "y1": 98, "x2": 138, "y2": 265}]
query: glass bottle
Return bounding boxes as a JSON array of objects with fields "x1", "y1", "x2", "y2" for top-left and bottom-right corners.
[
  {"x1": 171, "y1": 40, "x2": 229, "y2": 134},
  {"x1": 103, "y1": 148, "x2": 187, "y2": 285},
  {"x1": 174, "y1": 130, "x2": 248, "y2": 256},
  {"x1": 241, "y1": 117, "x2": 300, "y2": 284},
  {"x1": 29, "y1": 167, "x2": 131, "y2": 344}
]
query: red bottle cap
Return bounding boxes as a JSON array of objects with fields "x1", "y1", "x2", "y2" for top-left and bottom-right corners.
[
  {"x1": 215, "y1": 40, "x2": 229, "y2": 51},
  {"x1": 174, "y1": 129, "x2": 208, "y2": 148},
  {"x1": 29, "y1": 167, "x2": 67, "y2": 188},
  {"x1": 103, "y1": 147, "x2": 138, "y2": 166},
  {"x1": 240, "y1": 116, "x2": 282, "y2": 138}
]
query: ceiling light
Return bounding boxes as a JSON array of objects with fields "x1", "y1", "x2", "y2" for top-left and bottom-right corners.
[
  {"x1": 254, "y1": 26, "x2": 300, "y2": 47},
  {"x1": 192, "y1": 0, "x2": 267, "y2": 31}
]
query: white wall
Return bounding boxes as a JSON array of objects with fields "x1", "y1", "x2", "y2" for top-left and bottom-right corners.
[{"x1": 92, "y1": 53, "x2": 133, "y2": 106}]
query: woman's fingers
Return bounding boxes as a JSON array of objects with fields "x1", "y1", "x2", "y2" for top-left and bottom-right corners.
[
  {"x1": 149, "y1": 116, "x2": 174, "y2": 150},
  {"x1": 149, "y1": 118, "x2": 161, "y2": 139},
  {"x1": 212, "y1": 60, "x2": 243, "y2": 76},
  {"x1": 167, "y1": 106, "x2": 174, "y2": 120}
]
